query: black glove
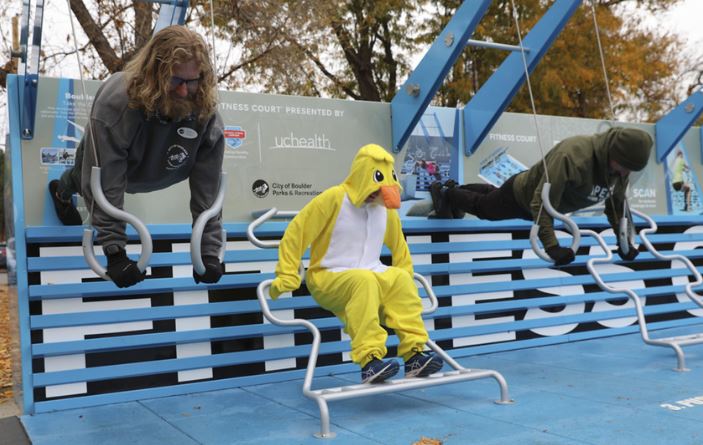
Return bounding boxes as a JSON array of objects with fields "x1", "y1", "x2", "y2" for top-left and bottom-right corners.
[
  {"x1": 617, "y1": 244, "x2": 639, "y2": 261},
  {"x1": 546, "y1": 246, "x2": 575, "y2": 266},
  {"x1": 193, "y1": 255, "x2": 225, "y2": 284},
  {"x1": 106, "y1": 247, "x2": 146, "y2": 288}
]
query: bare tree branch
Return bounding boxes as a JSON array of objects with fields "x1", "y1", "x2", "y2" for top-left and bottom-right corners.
[
  {"x1": 69, "y1": 0, "x2": 122, "y2": 73},
  {"x1": 132, "y1": 1, "x2": 152, "y2": 50}
]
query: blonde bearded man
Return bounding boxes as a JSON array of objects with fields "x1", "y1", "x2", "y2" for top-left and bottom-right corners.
[{"x1": 48, "y1": 25, "x2": 225, "y2": 288}]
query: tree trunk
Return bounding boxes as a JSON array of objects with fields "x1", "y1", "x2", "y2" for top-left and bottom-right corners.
[{"x1": 69, "y1": 0, "x2": 123, "y2": 73}]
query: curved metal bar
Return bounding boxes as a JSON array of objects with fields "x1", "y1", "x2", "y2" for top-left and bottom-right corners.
[
  {"x1": 247, "y1": 207, "x2": 304, "y2": 278},
  {"x1": 191, "y1": 172, "x2": 227, "y2": 275},
  {"x1": 582, "y1": 228, "x2": 653, "y2": 342},
  {"x1": 414, "y1": 273, "x2": 438, "y2": 314},
  {"x1": 583, "y1": 218, "x2": 700, "y2": 371},
  {"x1": 529, "y1": 183, "x2": 581, "y2": 262},
  {"x1": 631, "y1": 208, "x2": 703, "y2": 309},
  {"x1": 82, "y1": 228, "x2": 109, "y2": 280},
  {"x1": 247, "y1": 207, "x2": 298, "y2": 249},
  {"x1": 617, "y1": 201, "x2": 635, "y2": 256},
  {"x1": 256, "y1": 279, "x2": 321, "y2": 389},
  {"x1": 82, "y1": 166, "x2": 153, "y2": 278}
]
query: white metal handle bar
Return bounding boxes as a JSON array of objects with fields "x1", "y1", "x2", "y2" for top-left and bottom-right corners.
[
  {"x1": 191, "y1": 171, "x2": 228, "y2": 275},
  {"x1": 247, "y1": 208, "x2": 305, "y2": 278},
  {"x1": 82, "y1": 166, "x2": 153, "y2": 279},
  {"x1": 617, "y1": 200, "x2": 635, "y2": 256},
  {"x1": 256, "y1": 279, "x2": 321, "y2": 394},
  {"x1": 618, "y1": 216, "x2": 633, "y2": 256},
  {"x1": 256, "y1": 274, "x2": 439, "y2": 388},
  {"x1": 247, "y1": 207, "x2": 299, "y2": 248},
  {"x1": 631, "y1": 208, "x2": 703, "y2": 308},
  {"x1": 529, "y1": 183, "x2": 581, "y2": 262},
  {"x1": 414, "y1": 273, "x2": 438, "y2": 314}
]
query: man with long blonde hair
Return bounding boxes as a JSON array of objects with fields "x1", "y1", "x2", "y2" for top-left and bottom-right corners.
[{"x1": 48, "y1": 25, "x2": 225, "y2": 288}]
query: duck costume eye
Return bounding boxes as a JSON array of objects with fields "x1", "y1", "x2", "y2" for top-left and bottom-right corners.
[{"x1": 343, "y1": 144, "x2": 402, "y2": 209}]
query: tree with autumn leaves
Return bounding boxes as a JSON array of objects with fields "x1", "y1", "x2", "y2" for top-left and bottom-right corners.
[{"x1": 0, "y1": 0, "x2": 701, "y2": 124}]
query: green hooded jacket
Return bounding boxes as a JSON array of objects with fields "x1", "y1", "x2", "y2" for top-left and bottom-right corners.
[{"x1": 512, "y1": 127, "x2": 652, "y2": 249}]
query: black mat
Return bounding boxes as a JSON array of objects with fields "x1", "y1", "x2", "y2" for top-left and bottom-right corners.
[{"x1": 0, "y1": 416, "x2": 31, "y2": 445}]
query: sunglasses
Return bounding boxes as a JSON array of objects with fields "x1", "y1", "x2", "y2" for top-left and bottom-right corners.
[{"x1": 170, "y1": 75, "x2": 202, "y2": 91}]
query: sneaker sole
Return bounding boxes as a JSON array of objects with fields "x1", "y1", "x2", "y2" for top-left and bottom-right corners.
[
  {"x1": 362, "y1": 361, "x2": 399, "y2": 384},
  {"x1": 405, "y1": 357, "x2": 443, "y2": 378}
]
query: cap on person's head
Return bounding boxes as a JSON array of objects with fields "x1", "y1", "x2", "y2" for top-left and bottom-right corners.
[{"x1": 608, "y1": 128, "x2": 653, "y2": 172}]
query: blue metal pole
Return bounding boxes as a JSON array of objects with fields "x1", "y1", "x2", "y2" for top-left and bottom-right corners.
[
  {"x1": 19, "y1": 0, "x2": 45, "y2": 140},
  {"x1": 463, "y1": 0, "x2": 582, "y2": 156},
  {"x1": 390, "y1": 0, "x2": 492, "y2": 153},
  {"x1": 7, "y1": 75, "x2": 34, "y2": 414},
  {"x1": 654, "y1": 91, "x2": 703, "y2": 163}
]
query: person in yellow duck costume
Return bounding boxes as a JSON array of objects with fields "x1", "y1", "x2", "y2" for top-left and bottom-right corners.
[{"x1": 270, "y1": 144, "x2": 444, "y2": 383}]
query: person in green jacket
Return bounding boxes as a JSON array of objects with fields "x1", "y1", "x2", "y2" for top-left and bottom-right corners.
[{"x1": 430, "y1": 127, "x2": 653, "y2": 266}]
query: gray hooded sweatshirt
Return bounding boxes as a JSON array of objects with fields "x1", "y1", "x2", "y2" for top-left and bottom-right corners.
[{"x1": 79, "y1": 72, "x2": 224, "y2": 256}]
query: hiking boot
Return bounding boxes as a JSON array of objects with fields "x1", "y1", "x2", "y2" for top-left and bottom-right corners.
[
  {"x1": 404, "y1": 351, "x2": 443, "y2": 378},
  {"x1": 361, "y1": 357, "x2": 399, "y2": 384},
  {"x1": 429, "y1": 181, "x2": 452, "y2": 219},
  {"x1": 48, "y1": 180, "x2": 82, "y2": 225}
]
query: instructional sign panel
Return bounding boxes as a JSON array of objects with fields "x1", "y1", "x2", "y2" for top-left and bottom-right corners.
[{"x1": 23, "y1": 77, "x2": 392, "y2": 226}]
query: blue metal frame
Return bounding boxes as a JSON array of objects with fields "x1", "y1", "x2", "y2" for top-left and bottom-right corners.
[
  {"x1": 463, "y1": 0, "x2": 582, "y2": 155},
  {"x1": 19, "y1": 0, "x2": 44, "y2": 140},
  {"x1": 654, "y1": 91, "x2": 703, "y2": 162},
  {"x1": 154, "y1": 0, "x2": 190, "y2": 33},
  {"x1": 7, "y1": 75, "x2": 34, "y2": 414},
  {"x1": 390, "y1": 0, "x2": 492, "y2": 152}
]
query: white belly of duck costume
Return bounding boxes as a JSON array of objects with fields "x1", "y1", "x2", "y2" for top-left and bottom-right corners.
[{"x1": 270, "y1": 144, "x2": 429, "y2": 367}]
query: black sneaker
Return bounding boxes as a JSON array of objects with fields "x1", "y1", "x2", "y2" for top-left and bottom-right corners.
[
  {"x1": 48, "y1": 180, "x2": 82, "y2": 225},
  {"x1": 361, "y1": 357, "x2": 399, "y2": 384},
  {"x1": 404, "y1": 351, "x2": 443, "y2": 378},
  {"x1": 429, "y1": 181, "x2": 452, "y2": 219}
]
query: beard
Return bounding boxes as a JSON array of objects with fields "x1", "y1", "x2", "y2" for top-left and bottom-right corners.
[{"x1": 160, "y1": 94, "x2": 196, "y2": 121}]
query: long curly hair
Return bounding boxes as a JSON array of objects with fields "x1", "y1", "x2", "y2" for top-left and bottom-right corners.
[{"x1": 123, "y1": 25, "x2": 217, "y2": 124}]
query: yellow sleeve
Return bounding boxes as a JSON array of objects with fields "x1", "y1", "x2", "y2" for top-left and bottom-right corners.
[
  {"x1": 384, "y1": 209, "x2": 414, "y2": 276},
  {"x1": 270, "y1": 188, "x2": 339, "y2": 298}
]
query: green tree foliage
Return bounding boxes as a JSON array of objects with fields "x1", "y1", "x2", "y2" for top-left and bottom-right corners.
[
  {"x1": 194, "y1": 0, "x2": 428, "y2": 102},
  {"x1": 0, "y1": 0, "x2": 696, "y2": 123},
  {"x1": 419, "y1": 0, "x2": 686, "y2": 122}
]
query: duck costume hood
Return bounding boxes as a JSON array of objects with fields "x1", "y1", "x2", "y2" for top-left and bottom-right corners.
[{"x1": 342, "y1": 144, "x2": 402, "y2": 209}]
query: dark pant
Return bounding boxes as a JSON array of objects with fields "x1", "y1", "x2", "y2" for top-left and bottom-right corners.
[
  {"x1": 450, "y1": 175, "x2": 532, "y2": 221},
  {"x1": 57, "y1": 140, "x2": 84, "y2": 201}
]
